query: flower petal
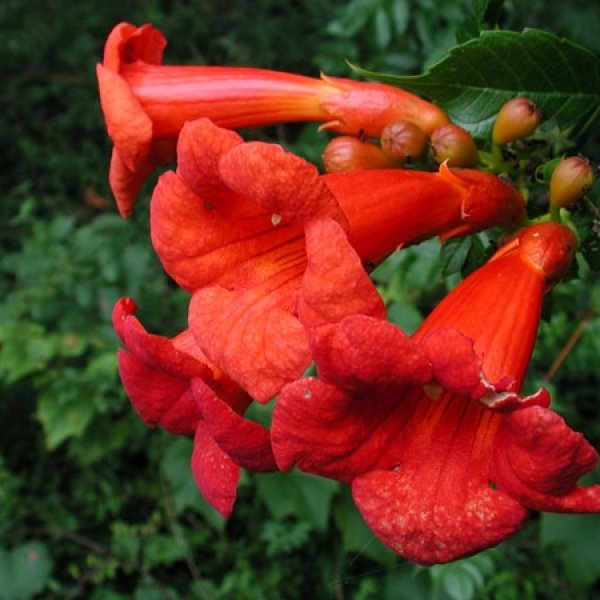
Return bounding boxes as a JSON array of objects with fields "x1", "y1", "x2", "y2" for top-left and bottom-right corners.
[
  {"x1": 112, "y1": 298, "x2": 213, "y2": 381},
  {"x1": 96, "y1": 64, "x2": 153, "y2": 172},
  {"x1": 491, "y1": 405, "x2": 600, "y2": 512},
  {"x1": 352, "y1": 468, "x2": 527, "y2": 565},
  {"x1": 102, "y1": 22, "x2": 166, "y2": 71},
  {"x1": 273, "y1": 370, "x2": 531, "y2": 564},
  {"x1": 419, "y1": 328, "x2": 514, "y2": 399},
  {"x1": 191, "y1": 423, "x2": 240, "y2": 517},
  {"x1": 192, "y1": 380, "x2": 277, "y2": 471},
  {"x1": 219, "y1": 140, "x2": 347, "y2": 229},
  {"x1": 299, "y1": 218, "x2": 385, "y2": 330},
  {"x1": 309, "y1": 316, "x2": 431, "y2": 390},
  {"x1": 189, "y1": 284, "x2": 310, "y2": 403},
  {"x1": 108, "y1": 147, "x2": 155, "y2": 218},
  {"x1": 112, "y1": 298, "x2": 210, "y2": 434},
  {"x1": 176, "y1": 118, "x2": 243, "y2": 199},
  {"x1": 117, "y1": 349, "x2": 200, "y2": 435},
  {"x1": 150, "y1": 167, "x2": 305, "y2": 292},
  {"x1": 272, "y1": 377, "x2": 363, "y2": 478}
]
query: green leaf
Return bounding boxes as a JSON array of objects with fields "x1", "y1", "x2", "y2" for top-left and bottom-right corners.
[
  {"x1": 353, "y1": 29, "x2": 600, "y2": 140},
  {"x1": 332, "y1": 488, "x2": 396, "y2": 565},
  {"x1": 540, "y1": 512, "x2": 600, "y2": 586},
  {"x1": 0, "y1": 541, "x2": 52, "y2": 600},
  {"x1": 440, "y1": 236, "x2": 472, "y2": 276},
  {"x1": 390, "y1": 0, "x2": 409, "y2": 37},
  {"x1": 161, "y1": 437, "x2": 225, "y2": 531},
  {"x1": 0, "y1": 323, "x2": 59, "y2": 384},
  {"x1": 36, "y1": 387, "x2": 97, "y2": 450},
  {"x1": 442, "y1": 567, "x2": 476, "y2": 600},
  {"x1": 255, "y1": 470, "x2": 339, "y2": 531},
  {"x1": 373, "y1": 6, "x2": 391, "y2": 51},
  {"x1": 325, "y1": 0, "x2": 379, "y2": 38}
]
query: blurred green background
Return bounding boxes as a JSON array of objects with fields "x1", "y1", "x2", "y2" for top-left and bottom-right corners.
[{"x1": 2, "y1": 1, "x2": 600, "y2": 598}]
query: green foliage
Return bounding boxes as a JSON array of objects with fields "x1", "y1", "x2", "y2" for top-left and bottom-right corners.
[
  {"x1": 429, "y1": 552, "x2": 496, "y2": 600},
  {"x1": 0, "y1": 541, "x2": 53, "y2": 600},
  {"x1": 2, "y1": 0, "x2": 600, "y2": 598},
  {"x1": 540, "y1": 512, "x2": 600, "y2": 588},
  {"x1": 354, "y1": 29, "x2": 600, "y2": 140}
]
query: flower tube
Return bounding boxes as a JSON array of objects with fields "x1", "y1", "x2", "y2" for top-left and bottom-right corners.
[
  {"x1": 113, "y1": 298, "x2": 276, "y2": 516},
  {"x1": 272, "y1": 222, "x2": 600, "y2": 565},
  {"x1": 96, "y1": 22, "x2": 449, "y2": 216},
  {"x1": 150, "y1": 118, "x2": 524, "y2": 402}
]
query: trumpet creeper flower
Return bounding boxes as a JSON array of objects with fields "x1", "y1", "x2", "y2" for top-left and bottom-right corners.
[
  {"x1": 271, "y1": 222, "x2": 600, "y2": 564},
  {"x1": 112, "y1": 297, "x2": 276, "y2": 517},
  {"x1": 96, "y1": 22, "x2": 448, "y2": 216},
  {"x1": 151, "y1": 118, "x2": 525, "y2": 402}
]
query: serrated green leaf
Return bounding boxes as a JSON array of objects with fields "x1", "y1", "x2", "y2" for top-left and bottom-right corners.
[
  {"x1": 353, "y1": 29, "x2": 600, "y2": 141},
  {"x1": 36, "y1": 387, "x2": 97, "y2": 450},
  {"x1": 0, "y1": 323, "x2": 59, "y2": 384}
]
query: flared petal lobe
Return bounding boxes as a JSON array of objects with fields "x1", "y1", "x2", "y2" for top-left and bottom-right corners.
[
  {"x1": 113, "y1": 297, "x2": 209, "y2": 434},
  {"x1": 273, "y1": 223, "x2": 598, "y2": 564},
  {"x1": 191, "y1": 423, "x2": 240, "y2": 518},
  {"x1": 113, "y1": 298, "x2": 276, "y2": 516},
  {"x1": 491, "y1": 406, "x2": 600, "y2": 512},
  {"x1": 192, "y1": 380, "x2": 276, "y2": 472}
]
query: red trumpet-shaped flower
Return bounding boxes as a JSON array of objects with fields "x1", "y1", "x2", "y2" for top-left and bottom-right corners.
[
  {"x1": 112, "y1": 298, "x2": 276, "y2": 517},
  {"x1": 150, "y1": 118, "x2": 524, "y2": 402},
  {"x1": 272, "y1": 222, "x2": 600, "y2": 565},
  {"x1": 96, "y1": 22, "x2": 449, "y2": 216}
]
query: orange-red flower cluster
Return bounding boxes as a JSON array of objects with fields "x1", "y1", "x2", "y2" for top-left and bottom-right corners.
[{"x1": 99, "y1": 22, "x2": 600, "y2": 564}]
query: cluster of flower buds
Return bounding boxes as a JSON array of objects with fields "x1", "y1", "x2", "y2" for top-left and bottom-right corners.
[
  {"x1": 98, "y1": 22, "x2": 600, "y2": 566},
  {"x1": 322, "y1": 117, "x2": 480, "y2": 173}
]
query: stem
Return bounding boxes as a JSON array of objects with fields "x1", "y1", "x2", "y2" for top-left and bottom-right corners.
[{"x1": 544, "y1": 312, "x2": 595, "y2": 381}]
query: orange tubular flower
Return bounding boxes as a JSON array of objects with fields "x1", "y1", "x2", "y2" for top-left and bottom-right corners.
[
  {"x1": 272, "y1": 223, "x2": 600, "y2": 565},
  {"x1": 96, "y1": 22, "x2": 449, "y2": 217},
  {"x1": 112, "y1": 298, "x2": 276, "y2": 517},
  {"x1": 150, "y1": 118, "x2": 524, "y2": 402}
]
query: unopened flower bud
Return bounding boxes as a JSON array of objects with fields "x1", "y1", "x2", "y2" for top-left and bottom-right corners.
[
  {"x1": 380, "y1": 121, "x2": 429, "y2": 163},
  {"x1": 549, "y1": 156, "x2": 595, "y2": 209},
  {"x1": 430, "y1": 124, "x2": 479, "y2": 167},
  {"x1": 492, "y1": 97, "x2": 541, "y2": 145},
  {"x1": 322, "y1": 135, "x2": 398, "y2": 173}
]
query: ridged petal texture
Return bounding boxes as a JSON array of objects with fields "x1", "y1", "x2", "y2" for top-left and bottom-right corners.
[{"x1": 272, "y1": 223, "x2": 600, "y2": 564}]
